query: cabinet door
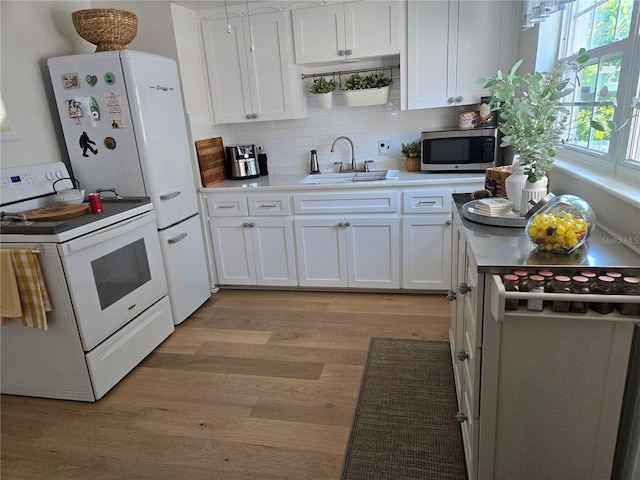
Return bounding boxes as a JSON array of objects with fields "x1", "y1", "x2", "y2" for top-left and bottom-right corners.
[
  {"x1": 346, "y1": 217, "x2": 400, "y2": 289},
  {"x1": 408, "y1": 0, "x2": 457, "y2": 109},
  {"x1": 245, "y1": 11, "x2": 294, "y2": 121},
  {"x1": 402, "y1": 214, "x2": 452, "y2": 290},
  {"x1": 454, "y1": 1, "x2": 519, "y2": 107},
  {"x1": 251, "y1": 218, "x2": 297, "y2": 286},
  {"x1": 344, "y1": 1, "x2": 399, "y2": 60},
  {"x1": 202, "y1": 12, "x2": 293, "y2": 123},
  {"x1": 292, "y1": 4, "x2": 345, "y2": 64},
  {"x1": 295, "y1": 219, "x2": 348, "y2": 287},
  {"x1": 202, "y1": 17, "x2": 254, "y2": 124},
  {"x1": 208, "y1": 218, "x2": 256, "y2": 285}
]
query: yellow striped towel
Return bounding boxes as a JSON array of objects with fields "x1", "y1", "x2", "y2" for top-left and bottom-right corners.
[
  {"x1": 1, "y1": 250, "x2": 23, "y2": 318},
  {"x1": 3, "y1": 250, "x2": 52, "y2": 331}
]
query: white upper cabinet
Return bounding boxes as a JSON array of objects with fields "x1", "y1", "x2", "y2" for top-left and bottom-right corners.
[
  {"x1": 292, "y1": 1, "x2": 400, "y2": 64},
  {"x1": 407, "y1": 0, "x2": 519, "y2": 109},
  {"x1": 202, "y1": 11, "x2": 294, "y2": 123}
]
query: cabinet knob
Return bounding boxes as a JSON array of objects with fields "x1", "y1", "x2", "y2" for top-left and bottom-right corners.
[
  {"x1": 344, "y1": 221, "x2": 351, "y2": 227},
  {"x1": 455, "y1": 96, "x2": 463, "y2": 103},
  {"x1": 249, "y1": 222, "x2": 255, "y2": 228},
  {"x1": 338, "y1": 222, "x2": 344, "y2": 227},
  {"x1": 243, "y1": 222, "x2": 250, "y2": 228},
  {"x1": 253, "y1": 114, "x2": 258, "y2": 119},
  {"x1": 346, "y1": 49, "x2": 352, "y2": 55},
  {"x1": 246, "y1": 114, "x2": 252, "y2": 120},
  {"x1": 447, "y1": 97, "x2": 455, "y2": 104},
  {"x1": 456, "y1": 350, "x2": 469, "y2": 361},
  {"x1": 445, "y1": 219, "x2": 452, "y2": 225},
  {"x1": 447, "y1": 289, "x2": 457, "y2": 301},
  {"x1": 459, "y1": 282, "x2": 471, "y2": 294},
  {"x1": 455, "y1": 411, "x2": 468, "y2": 423},
  {"x1": 338, "y1": 49, "x2": 346, "y2": 56}
]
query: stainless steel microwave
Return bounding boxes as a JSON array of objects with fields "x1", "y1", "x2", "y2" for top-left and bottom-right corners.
[{"x1": 420, "y1": 127, "x2": 503, "y2": 172}]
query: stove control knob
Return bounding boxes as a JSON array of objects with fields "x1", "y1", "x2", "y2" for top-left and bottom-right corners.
[
  {"x1": 45, "y1": 172, "x2": 54, "y2": 180},
  {"x1": 55, "y1": 171, "x2": 64, "y2": 179}
]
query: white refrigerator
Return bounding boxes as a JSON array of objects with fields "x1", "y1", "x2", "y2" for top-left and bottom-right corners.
[{"x1": 48, "y1": 50, "x2": 210, "y2": 325}]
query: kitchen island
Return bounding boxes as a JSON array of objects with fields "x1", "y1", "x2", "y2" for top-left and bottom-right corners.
[{"x1": 449, "y1": 193, "x2": 640, "y2": 480}]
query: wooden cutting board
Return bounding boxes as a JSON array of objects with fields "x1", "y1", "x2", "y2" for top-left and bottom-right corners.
[
  {"x1": 195, "y1": 137, "x2": 227, "y2": 186},
  {"x1": 24, "y1": 204, "x2": 90, "y2": 221}
]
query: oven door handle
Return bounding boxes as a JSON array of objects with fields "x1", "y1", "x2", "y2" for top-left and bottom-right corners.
[
  {"x1": 167, "y1": 232, "x2": 188, "y2": 244},
  {"x1": 59, "y1": 212, "x2": 156, "y2": 256}
]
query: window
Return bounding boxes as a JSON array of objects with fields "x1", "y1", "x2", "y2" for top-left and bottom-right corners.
[{"x1": 556, "y1": 0, "x2": 639, "y2": 176}]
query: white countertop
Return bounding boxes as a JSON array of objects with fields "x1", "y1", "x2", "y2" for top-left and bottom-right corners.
[{"x1": 199, "y1": 170, "x2": 486, "y2": 192}]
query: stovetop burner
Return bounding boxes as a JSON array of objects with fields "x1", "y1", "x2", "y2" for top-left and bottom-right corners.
[{"x1": 0, "y1": 197, "x2": 153, "y2": 242}]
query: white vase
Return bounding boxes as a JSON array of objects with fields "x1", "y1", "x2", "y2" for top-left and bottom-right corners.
[
  {"x1": 504, "y1": 155, "x2": 527, "y2": 212},
  {"x1": 317, "y1": 92, "x2": 332, "y2": 109},
  {"x1": 520, "y1": 177, "x2": 549, "y2": 215}
]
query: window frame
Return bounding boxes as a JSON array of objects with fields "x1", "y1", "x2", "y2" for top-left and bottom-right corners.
[{"x1": 553, "y1": 0, "x2": 640, "y2": 182}]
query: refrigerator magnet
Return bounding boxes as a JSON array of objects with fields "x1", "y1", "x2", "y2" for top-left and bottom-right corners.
[
  {"x1": 105, "y1": 92, "x2": 122, "y2": 115},
  {"x1": 89, "y1": 97, "x2": 100, "y2": 121},
  {"x1": 104, "y1": 137, "x2": 116, "y2": 150},
  {"x1": 104, "y1": 72, "x2": 116, "y2": 85},
  {"x1": 61, "y1": 73, "x2": 80, "y2": 89},
  {"x1": 66, "y1": 99, "x2": 83, "y2": 125},
  {"x1": 86, "y1": 74, "x2": 98, "y2": 87},
  {"x1": 79, "y1": 131, "x2": 98, "y2": 157},
  {"x1": 111, "y1": 119, "x2": 124, "y2": 129}
]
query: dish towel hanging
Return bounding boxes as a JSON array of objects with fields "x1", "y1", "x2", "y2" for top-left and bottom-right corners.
[
  {"x1": 0, "y1": 250, "x2": 22, "y2": 318},
  {"x1": 0, "y1": 249, "x2": 51, "y2": 331}
]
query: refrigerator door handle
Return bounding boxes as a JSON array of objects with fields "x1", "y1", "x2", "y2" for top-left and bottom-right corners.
[
  {"x1": 167, "y1": 232, "x2": 188, "y2": 244},
  {"x1": 159, "y1": 191, "x2": 181, "y2": 201}
]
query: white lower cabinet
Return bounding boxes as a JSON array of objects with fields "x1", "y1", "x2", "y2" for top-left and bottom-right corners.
[
  {"x1": 402, "y1": 190, "x2": 454, "y2": 290},
  {"x1": 295, "y1": 217, "x2": 400, "y2": 288},
  {"x1": 207, "y1": 193, "x2": 296, "y2": 286}
]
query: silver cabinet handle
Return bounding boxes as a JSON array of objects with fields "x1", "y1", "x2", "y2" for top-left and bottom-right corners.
[
  {"x1": 456, "y1": 350, "x2": 469, "y2": 361},
  {"x1": 253, "y1": 114, "x2": 258, "y2": 119},
  {"x1": 218, "y1": 204, "x2": 235, "y2": 209},
  {"x1": 456, "y1": 96, "x2": 463, "y2": 103},
  {"x1": 338, "y1": 49, "x2": 346, "y2": 56},
  {"x1": 246, "y1": 114, "x2": 253, "y2": 119},
  {"x1": 447, "y1": 290, "x2": 456, "y2": 301},
  {"x1": 260, "y1": 204, "x2": 277, "y2": 208},
  {"x1": 160, "y1": 191, "x2": 181, "y2": 200},
  {"x1": 249, "y1": 222, "x2": 255, "y2": 227},
  {"x1": 455, "y1": 411, "x2": 468, "y2": 423},
  {"x1": 338, "y1": 222, "x2": 344, "y2": 227},
  {"x1": 346, "y1": 49, "x2": 352, "y2": 55},
  {"x1": 243, "y1": 222, "x2": 250, "y2": 228},
  {"x1": 447, "y1": 97, "x2": 455, "y2": 104},
  {"x1": 168, "y1": 232, "x2": 188, "y2": 244},
  {"x1": 446, "y1": 219, "x2": 452, "y2": 225},
  {"x1": 344, "y1": 221, "x2": 351, "y2": 227},
  {"x1": 459, "y1": 283, "x2": 471, "y2": 294},
  {"x1": 417, "y1": 200, "x2": 436, "y2": 205}
]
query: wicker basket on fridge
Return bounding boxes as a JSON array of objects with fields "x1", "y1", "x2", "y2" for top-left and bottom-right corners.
[
  {"x1": 484, "y1": 165, "x2": 513, "y2": 197},
  {"x1": 72, "y1": 9, "x2": 138, "y2": 52}
]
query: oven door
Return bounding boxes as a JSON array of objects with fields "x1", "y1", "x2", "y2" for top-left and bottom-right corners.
[{"x1": 58, "y1": 211, "x2": 169, "y2": 351}]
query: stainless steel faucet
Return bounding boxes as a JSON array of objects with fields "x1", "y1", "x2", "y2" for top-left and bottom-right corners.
[{"x1": 331, "y1": 136, "x2": 357, "y2": 171}]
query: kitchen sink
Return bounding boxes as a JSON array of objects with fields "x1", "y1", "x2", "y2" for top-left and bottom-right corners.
[{"x1": 299, "y1": 170, "x2": 399, "y2": 185}]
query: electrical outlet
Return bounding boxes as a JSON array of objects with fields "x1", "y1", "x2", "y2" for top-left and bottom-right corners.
[{"x1": 378, "y1": 140, "x2": 391, "y2": 156}]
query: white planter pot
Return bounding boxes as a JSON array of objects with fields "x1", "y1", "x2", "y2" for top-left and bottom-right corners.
[
  {"x1": 521, "y1": 177, "x2": 549, "y2": 215},
  {"x1": 317, "y1": 92, "x2": 333, "y2": 109},
  {"x1": 343, "y1": 86, "x2": 390, "y2": 107}
]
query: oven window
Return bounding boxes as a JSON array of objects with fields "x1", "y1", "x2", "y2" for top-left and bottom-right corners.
[{"x1": 91, "y1": 239, "x2": 151, "y2": 310}]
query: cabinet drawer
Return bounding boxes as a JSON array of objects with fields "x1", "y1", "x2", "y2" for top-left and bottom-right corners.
[
  {"x1": 247, "y1": 194, "x2": 290, "y2": 216},
  {"x1": 293, "y1": 191, "x2": 399, "y2": 214},
  {"x1": 403, "y1": 190, "x2": 452, "y2": 214},
  {"x1": 206, "y1": 195, "x2": 248, "y2": 217}
]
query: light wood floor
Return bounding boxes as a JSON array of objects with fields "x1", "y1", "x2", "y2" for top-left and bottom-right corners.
[{"x1": 1, "y1": 289, "x2": 450, "y2": 480}]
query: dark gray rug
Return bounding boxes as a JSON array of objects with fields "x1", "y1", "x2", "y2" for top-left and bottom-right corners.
[{"x1": 341, "y1": 338, "x2": 467, "y2": 480}]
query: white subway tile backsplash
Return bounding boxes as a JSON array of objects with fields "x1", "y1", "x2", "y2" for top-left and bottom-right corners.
[{"x1": 195, "y1": 102, "x2": 461, "y2": 175}]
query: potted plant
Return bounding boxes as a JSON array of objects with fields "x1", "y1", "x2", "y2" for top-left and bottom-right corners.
[
  {"x1": 481, "y1": 53, "x2": 588, "y2": 212},
  {"x1": 342, "y1": 72, "x2": 392, "y2": 107},
  {"x1": 309, "y1": 76, "x2": 336, "y2": 109},
  {"x1": 401, "y1": 141, "x2": 421, "y2": 171}
]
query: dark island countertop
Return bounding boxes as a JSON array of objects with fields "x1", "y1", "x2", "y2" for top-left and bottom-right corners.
[{"x1": 452, "y1": 193, "x2": 640, "y2": 274}]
